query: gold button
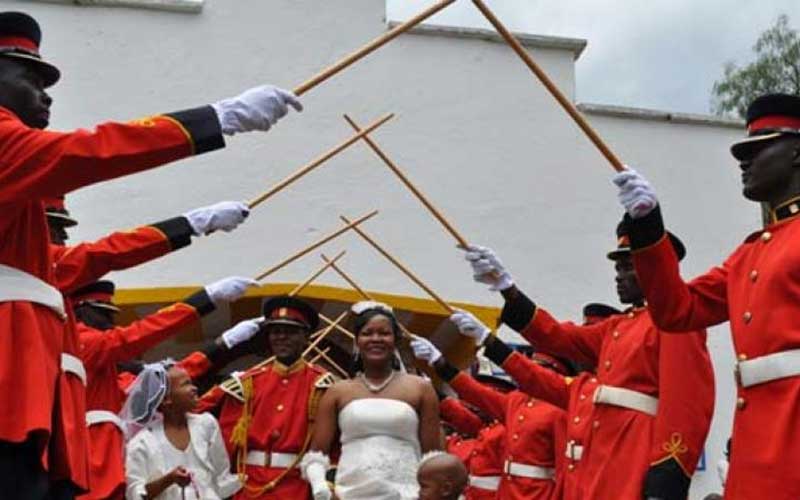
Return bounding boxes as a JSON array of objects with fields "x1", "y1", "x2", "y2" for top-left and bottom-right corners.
[
  {"x1": 612, "y1": 331, "x2": 620, "y2": 339},
  {"x1": 517, "y1": 415, "x2": 524, "y2": 422},
  {"x1": 579, "y1": 394, "x2": 586, "y2": 401},
  {"x1": 743, "y1": 312, "x2": 752, "y2": 323},
  {"x1": 627, "y1": 312, "x2": 634, "y2": 318},
  {"x1": 750, "y1": 270, "x2": 758, "y2": 282},
  {"x1": 281, "y1": 379, "x2": 289, "y2": 385},
  {"x1": 276, "y1": 404, "x2": 284, "y2": 412},
  {"x1": 593, "y1": 420, "x2": 600, "y2": 429},
  {"x1": 604, "y1": 360, "x2": 612, "y2": 370},
  {"x1": 568, "y1": 464, "x2": 575, "y2": 471},
  {"x1": 736, "y1": 397, "x2": 746, "y2": 410},
  {"x1": 738, "y1": 353, "x2": 747, "y2": 361},
  {"x1": 591, "y1": 377, "x2": 598, "y2": 383},
  {"x1": 471, "y1": 450, "x2": 477, "y2": 456},
  {"x1": 513, "y1": 434, "x2": 519, "y2": 440},
  {"x1": 526, "y1": 401, "x2": 534, "y2": 407},
  {"x1": 573, "y1": 416, "x2": 581, "y2": 424},
  {"x1": 761, "y1": 232, "x2": 772, "y2": 242}
]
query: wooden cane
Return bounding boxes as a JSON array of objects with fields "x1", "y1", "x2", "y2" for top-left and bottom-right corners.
[
  {"x1": 308, "y1": 346, "x2": 330, "y2": 364},
  {"x1": 302, "y1": 310, "x2": 349, "y2": 358},
  {"x1": 339, "y1": 215, "x2": 455, "y2": 314},
  {"x1": 320, "y1": 253, "x2": 416, "y2": 340},
  {"x1": 293, "y1": 0, "x2": 457, "y2": 96},
  {"x1": 253, "y1": 210, "x2": 378, "y2": 281},
  {"x1": 470, "y1": 0, "x2": 624, "y2": 172},
  {"x1": 344, "y1": 114, "x2": 470, "y2": 248},
  {"x1": 310, "y1": 346, "x2": 349, "y2": 378},
  {"x1": 317, "y1": 314, "x2": 356, "y2": 340},
  {"x1": 288, "y1": 250, "x2": 347, "y2": 296},
  {"x1": 248, "y1": 114, "x2": 394, "y2": 209}
]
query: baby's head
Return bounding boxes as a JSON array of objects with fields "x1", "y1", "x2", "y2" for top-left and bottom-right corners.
[{"x1": 417, "y1": 451, "x2": 467, "y2": 500}]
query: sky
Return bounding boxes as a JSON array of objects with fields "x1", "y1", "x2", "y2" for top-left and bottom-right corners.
[{"x1": 387, "y1": 0, "x2": 800, "y2": 116}]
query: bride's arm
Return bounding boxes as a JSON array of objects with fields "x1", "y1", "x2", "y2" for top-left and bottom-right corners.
[
  {"x1": 418, "y1": 379, "x2": 443, "y2": 454},
  {"x1": 302, "y1": 384, "x2": 341, "y2": 500}
]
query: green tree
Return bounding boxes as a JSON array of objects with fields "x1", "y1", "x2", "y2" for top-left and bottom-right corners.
[{"x1": 712, "y1": 14, "x2": 800, "y2": 118}]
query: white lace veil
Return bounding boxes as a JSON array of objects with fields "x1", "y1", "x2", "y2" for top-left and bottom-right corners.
[{"x1": 119, "y1": 360, "x2": 173, "y2": 439}]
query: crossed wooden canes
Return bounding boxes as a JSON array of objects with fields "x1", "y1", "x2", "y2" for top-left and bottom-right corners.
[{"x1": 214, "y1": 0, "x2": 627, "y2": 374}]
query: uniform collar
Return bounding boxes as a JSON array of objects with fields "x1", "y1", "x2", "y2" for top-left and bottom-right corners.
[
  {"x1": 769, "y1": 196, "x2": 800, "y2": 224},
  {"x1": 273, "y1": 357, "x2": 306, "y2": 376}
]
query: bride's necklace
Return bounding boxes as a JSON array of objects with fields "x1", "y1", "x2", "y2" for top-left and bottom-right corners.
[{"x1": 359, "y1": 370, "x2": 397, "y2": 393}]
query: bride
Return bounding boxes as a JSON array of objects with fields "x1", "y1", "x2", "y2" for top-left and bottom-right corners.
[{"x1": 301, "y1": 301, "x2": 441, "y2": 500}]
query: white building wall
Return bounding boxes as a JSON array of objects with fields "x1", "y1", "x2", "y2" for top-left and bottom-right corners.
[{"x1": 11, "y1": 0, "x2": 755, "y2": 496}]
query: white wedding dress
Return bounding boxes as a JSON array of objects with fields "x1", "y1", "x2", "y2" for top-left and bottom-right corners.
[{"x1": 334, "y1": 398, "x2": 421, "y2": 500}]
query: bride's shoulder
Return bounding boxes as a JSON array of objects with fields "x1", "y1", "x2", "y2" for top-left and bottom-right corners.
[{"x1": 398, "y1": 373, "x2": 434, "y2": 388}]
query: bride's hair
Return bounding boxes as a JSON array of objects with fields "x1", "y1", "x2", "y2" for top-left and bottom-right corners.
[{"x1": 350, "y1": 305, "x2": 402, "y2": 376}]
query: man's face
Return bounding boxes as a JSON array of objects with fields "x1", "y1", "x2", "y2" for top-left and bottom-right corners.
[
  {"x1": 48, "y1": 218, "x2": 68, "y2": 245},
  {"x1": 613, "y1": 255, "x2": 644, "y2": 305},
  {"x1": 740, "y1": 136, "x2": 800, "y2": 202},
  {"x1": 266, "y1": 323, "x2": 308, "y2": 364},
  {"x1": 75, "y1": 304, "x2": 116, "y2": 330},
  {"x1": 0, "y1": 59, "x2": 51, "y2": 129}
]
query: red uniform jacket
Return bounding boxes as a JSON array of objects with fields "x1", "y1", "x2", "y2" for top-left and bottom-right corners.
[
  {"x1": 627, "y1": 205, "x2": 800, "y2": 499},
  {"x1": 440, "y1": 398, "x2": 505, "y2": 500},
  {"x1": 0, "y1": 104, "x2": 223, "y2": 490},
  {"x1": 497, "y1": 292, "x2": 714, "y2": 499},
  {"x1": 50, "y1": 214, "x2": 206, "y2": 499},
  {"x1": 197, "y1": 359, "x2": 333, "y2": 499},
  {"x1": 446, "y1": 371, "x2": 565, "y2": 500}
]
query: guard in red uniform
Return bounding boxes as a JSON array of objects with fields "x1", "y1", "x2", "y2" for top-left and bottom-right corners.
[
  {"x1": 71, "y1": 279, "x2": 257, "y2": 500},
  {"x1": 0, "y1": 9, "x2": 301, "y2": 497},
  {"x1": 413, "y1": 338, "x2": 566, "y2": 500},
  {"x1": 197, "y1": 296, "x2": 334, "y2": 499},
  {"x1": 440, "y1": 384, "x2": 507, "y2": 499},
  {"x1": 459, "y1": 231, "x2": 715, "y2": 500},
  {"x1": 613, "y1": 93, "x2": 800, "y2": 499}
]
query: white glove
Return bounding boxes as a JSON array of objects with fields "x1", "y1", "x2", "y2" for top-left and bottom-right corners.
[
  {"x1": 450, "y1": 310, "x2": 491, "y2": 346},
  {"x1": 612, "y1": 168, "x2": 658, "y2": 219},
  {"x1": 212, "y1": 85, "x2": 302, "y2": 136},
  {"x1": 463, "y1": 245, "x2": 514, "y2": 291},
  {"x1": 183, "y1": 201, "x2": 250, "y2": 235},
  {"x1": 301, "y1": 451, "x2": 332, "y2": 500},
  {"x1": 204, "y1": 276, "x2": 258, "y2": 305},
  {"x1": 221, "y1": 319, "x2": 262, "y2": 348},
  {"x1": 410, "y1": 337, "x2": 442, "y2": 366}
]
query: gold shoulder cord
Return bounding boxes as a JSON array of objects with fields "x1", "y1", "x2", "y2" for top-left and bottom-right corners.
[{"x1": 240, "y1": 372, "x2": 330, "y2": 497}]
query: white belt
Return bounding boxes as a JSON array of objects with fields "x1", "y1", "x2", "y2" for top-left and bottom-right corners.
[
  {"x1": 593, "y1": 385, "x2": 658, "y2": 416},
  {"x1": 468, "y1": 475, "x2": 500, "y2": 490},
  {"x1": 737, "y1": 349, "x2": 800, "y2": 388},
  {"x1": 565, "y1": 440, "x2": 584, "y2": 461},
  {"x1": 61, "y1": 353, "x2": 86, "y2": 386},
  {"x1": 245, "y1": 451, "x2": 299, "y2": 468},
  {"x1": 86, "y1": 410, "x2": 124, "y2": 433},
  {"x1": 503, "y1": 461, "x2": 555, "y2": 480},
  {"x1": 0, "y1": 263, "x2": 66, "y2": 320}
]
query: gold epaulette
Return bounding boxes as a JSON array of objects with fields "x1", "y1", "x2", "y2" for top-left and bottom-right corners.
[
  {"x1": 314, "y1": 372, "x2": 336, "y2": 390},
  {"x1": 219, "y1": 373, "x2": 245, "y2": 402}
]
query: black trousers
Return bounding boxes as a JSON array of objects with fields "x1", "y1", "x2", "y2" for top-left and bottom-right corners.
[{"x1": 0, "y1": 440, "x2": 75, "y2": 500}]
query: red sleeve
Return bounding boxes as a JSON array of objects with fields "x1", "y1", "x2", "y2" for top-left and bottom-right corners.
[
  {"x1": 449, "y1": 372, "x2": 509, "y2": 423},
  {"x1": 195, "y1": 385, "x2": 227, "y2": 414},
  {"x1": 177, "y1": 351, "x2": 213, "y2": 381},
  {"x1": 53, "y1": 217, "x2": 193, "y2": 293},
  {"x1": 501, "y1": 351, "x2": 572, "y2": 409},
  {"x1": 633, "y1": 235, "x2": 731, "y2": 331},
  {"x1": 500, "y1": 290, "x2": 608, "y2": 366},
  {"x1": 117, "y1": 371, "x2": 137, "y2": 392},
  {"x1": 79, "y1": 291, "x2": 213, "y2": 369},
  {"x1": 440, "y1": 397, "x2": 484, "y2": 436},
  {"x1": 0, "y1": 106, "x2": 223, "y2": 205},
  {"x1": 649, "y1": 329, "x2": 715, "y2": 476}
]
